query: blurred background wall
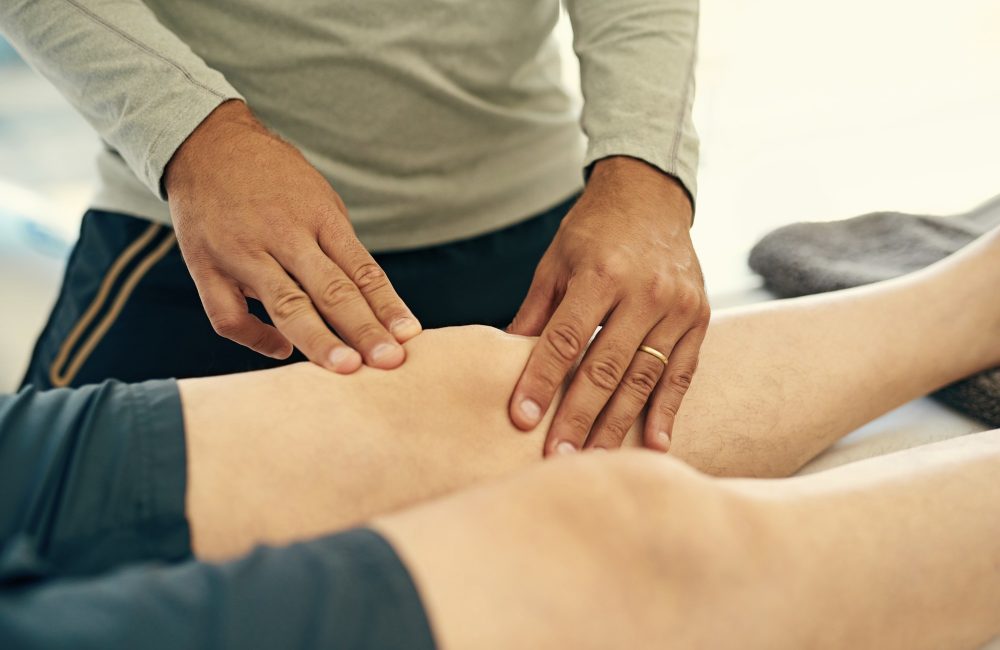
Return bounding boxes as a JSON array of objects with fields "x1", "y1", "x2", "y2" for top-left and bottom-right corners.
[{"x1": 2, "y1": 0, "x2": 1000, "y2": 390}]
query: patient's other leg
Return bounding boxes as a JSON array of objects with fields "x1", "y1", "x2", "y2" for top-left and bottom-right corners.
[
  {"x1": 180, "y1": 230, "x2": 1000, "y2": 558},
  {"x1": 667, "y1": 227, "x2": 1000, "y2": 475},
  {"x1": 376, "y1": 429, "x2": 1000, "y2": 650}
]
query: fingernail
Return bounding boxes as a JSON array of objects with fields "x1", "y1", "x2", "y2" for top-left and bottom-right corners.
[
  {"x1": 556, "y1": 441, "x2": 577, "y2": 455},
  {"x1": 328, "y1": 347, "x2": 359, "y2": 370},
  {"x1": 371, "y1": 343, "x2": 402, "y2": 364},
  {"x1": 518, "y1": 398, "x2": 542, "y2": 424},
  {"x1": 390, "y1": 317, "x2": 421, "y2": 339},
  {"x1": 657, "y1": 430, "x2": 672, "y2": 452}
]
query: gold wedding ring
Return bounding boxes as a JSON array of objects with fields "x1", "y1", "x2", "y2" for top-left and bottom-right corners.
[{"x1": 637, "y1": 345, "x2": 668, "y2": 365}]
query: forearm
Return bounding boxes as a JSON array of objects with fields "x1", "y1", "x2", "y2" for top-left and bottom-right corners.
[{"x1": 0, "y1": 0, "x2": 241, "y2": 196}]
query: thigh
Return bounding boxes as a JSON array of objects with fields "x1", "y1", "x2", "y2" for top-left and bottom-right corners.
[
  {"x1": 21, "y1": 210, "x2": 300, "y2": 389},
  {"x1": 373, "y1": 451, "x2": 764, "y2": 650},
  {"x1": 179, "y1": 326, "x2": 571, "y2": 559}
]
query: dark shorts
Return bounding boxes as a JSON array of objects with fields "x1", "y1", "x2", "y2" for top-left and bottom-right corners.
[
  {"x1": 22, "y1": 195, "x2": 576, "y2": 389},
  {"x1": 0, "y1": 381, "x2": 435, "y2": 649}
]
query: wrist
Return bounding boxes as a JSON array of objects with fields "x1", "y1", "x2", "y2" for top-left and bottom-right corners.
[
  {"x1": 588, "y1": 156, "x2": 693, "y2": 226},
  {"x1": 164, "y1": 99, "x2": 260, "y2": 197}
]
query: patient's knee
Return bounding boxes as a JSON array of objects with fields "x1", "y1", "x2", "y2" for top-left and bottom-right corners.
[
  {"x1": 529, "y1": 451, "x2": 778, "y2": 643},
  {"x1": 590, "y1": 454, "x2": 793, "y2": 637},
  {"x1": 543, "y1": 451, "x2": 754, "y2": 568}
]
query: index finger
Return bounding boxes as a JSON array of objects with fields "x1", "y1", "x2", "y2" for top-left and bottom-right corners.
[
  {"x1": 251, "y1": 256, "x2": 363, "y2": 373},
  {"x1": 322, "y1": 229, "x2": 422, "y2": 343},
  {"x1": 508, "y1": 279, "x2": 612, "y2": 432},
  {"x1": 283, "y1": 244, "x2": 405, "y2": 370}
]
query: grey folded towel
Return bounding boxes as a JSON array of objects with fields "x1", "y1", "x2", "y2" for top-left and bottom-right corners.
[{"x1": 749, "y1": 194, "x2": 1000, "y2": 427}]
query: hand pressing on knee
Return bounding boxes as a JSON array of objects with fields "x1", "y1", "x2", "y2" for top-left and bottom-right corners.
[
  {"x1": 507, "y1": 157, "x2": 709, "y2": 456},
  {"x1": 166, "y1": 100, "x2": 420, "y2": 371}
]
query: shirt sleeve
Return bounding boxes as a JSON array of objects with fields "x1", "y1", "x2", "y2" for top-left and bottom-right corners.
[
  {"x1": 0, "y1": 0, "x2": 244, "y2": 199},
  {"x1": 0, "y1": 380, "x2": 190, "y2": 582},
  {"x1": 563, "y1": 0, "x2": 700, "y2": 203},
  {"x1": 0, "y1": 528, "x2": 436, "y2": 650}
]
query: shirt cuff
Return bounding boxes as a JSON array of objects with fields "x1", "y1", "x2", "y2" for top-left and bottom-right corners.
[{"x1": 144, "y1": 88, "x2": 244, "y2": 201}]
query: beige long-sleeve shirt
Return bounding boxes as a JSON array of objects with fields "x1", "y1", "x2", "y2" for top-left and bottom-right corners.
[{"x1": 1, "y1": 0, "x2": 698, "y2": 252}]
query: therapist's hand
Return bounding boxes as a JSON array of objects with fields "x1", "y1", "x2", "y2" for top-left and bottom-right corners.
[
  {"x1": 165, "y1": 100, "x2": 421, "y2": 372},
  {"x1": 507, "y1": 156, "x2": 709, "y2": 454}
]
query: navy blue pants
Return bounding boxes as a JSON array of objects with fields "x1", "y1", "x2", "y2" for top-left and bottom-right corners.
[
  {"x1": 0, "y1": 380, "x2": 435, "y2": 649},
  {"x1": 22, "y1": 196, "x2": 575, "y2": 389}
]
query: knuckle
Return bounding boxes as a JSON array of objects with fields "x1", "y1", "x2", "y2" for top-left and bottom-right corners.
[
  {"x1": 657, "y1": 398, "x2": 681, "y2": 418},
  {"x1": 352, "y1": 261, "x2": 390, "y2": 293},
  {"x1": 271, "y1": 288, "x2": 312, "y2": 321},
  {"x1": 209, "y1": 314, "x2": 245, "y2": 340},
  {"x1": 590, "y1": 254, "x2": 628, "y2": 285},
  {"x1": 350, "y1": 320, "x2": 387, "y2": 345},
  {"x1": 318, "y1": 277, "x2": 360, "y2": 309},
  {"x1": 672, "y1": 289, "x2": 700, "y2": 315},
  {"x1": 564, "y1": 411, "x2": 596, "y2": 439},
  {"x1": 596, "y1": 417, "x2": 631, "y2": 445},
  {"x1": 696, "y1": 303, "x2": 712, "y2": 327},
  {"x1": 583, "y1": 357, "x2": 626, "y2": 392},
  {"x1": 668, "y1": 369, "x2": 695, "y2": 393},
  {"x1": 624, "y1": 364, "x2": 661, "y2": 397},
  {"x1": 543, "y1": 323, "x2": 585, "y2": 362}
]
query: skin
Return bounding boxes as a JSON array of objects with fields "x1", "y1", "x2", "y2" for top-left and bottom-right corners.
[
  {"x1": 164, "y1": 100, "x2": 707, "y2": 453},
  {"x1": 174, "y1": 228, "x2": 1000, "y2": 647},
  {"x1": 164, "y1": 99, "x2": 422, "y2": 373},
  {"x1": 508, "y1": 156, "x2": 709, "y2": 456},
  {"x1": 375, "y1": 431, "x2": 1000, "y2": 649},
  {"x1": 180, "y1": 226, "x2": 1000, "y2": 556}
]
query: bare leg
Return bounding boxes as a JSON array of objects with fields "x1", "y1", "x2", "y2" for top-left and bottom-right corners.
[
  {"x1": 670, "y1": 226, "x2": 1000, "y2": 476},
  {"x1": 180, "y1": 229, "x2": 1000, "y2": 557},
  {"x1": 375, "y1": 429, "x2": 1000, "y2": 649},
  {"x1": 730, "y1": 430, "x2": 1000, "y2": 648}
]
